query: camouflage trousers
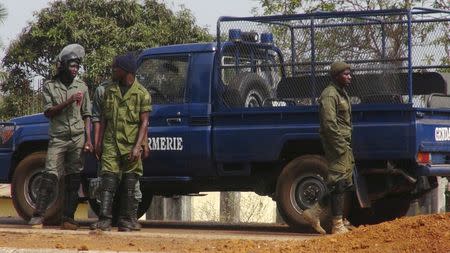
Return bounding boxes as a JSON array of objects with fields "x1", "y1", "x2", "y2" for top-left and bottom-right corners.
[
  {"x1": 326, "y1": 147, "x2": 354, "y2": 188},
  {"x1": 43, "y1": 134, "x2": 85, "y2": 177},
  {"x1": 92, "y1": 161, "x2": 142, "y2": 202}
]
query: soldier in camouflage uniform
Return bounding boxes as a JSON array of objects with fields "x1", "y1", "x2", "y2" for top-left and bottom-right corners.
[
  {"x1": 91, "y1": 80, "x2": 150, "y2": 231},
  {"x1": 91, "y1": 53, "x2": 151, "y2": 232},
  {"x1": 303, "y1": 61, "x2": 354, "y2": 235},
  {"x1": 319, "y1": 61, "x2": 354, "y2": 234},
  {"x1": 29, "y1": 44, "x2": 92, "y2": 229}
]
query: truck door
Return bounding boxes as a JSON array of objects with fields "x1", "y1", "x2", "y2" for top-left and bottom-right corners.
[{"x1": 136, "y1": 54, "x2": 212, "y2": 177}]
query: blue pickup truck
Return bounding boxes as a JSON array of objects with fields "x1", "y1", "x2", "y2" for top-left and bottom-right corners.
[{"x1": 0, "y1": 8, "x2": 449, "y2": 229}]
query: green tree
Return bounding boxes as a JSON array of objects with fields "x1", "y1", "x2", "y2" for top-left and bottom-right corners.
[
  {"x1": 0, "y1": 0, "x2": 212, "y2": 119},
  {"x1": 256, "y1": 0, "x2": 448, "y2": 15},
  {"x1": 254, "y1": 0, "x2": 449, "y2": 66},
  {"x1": 0, "y1": 3, "x2": 7, "y2": 82}
]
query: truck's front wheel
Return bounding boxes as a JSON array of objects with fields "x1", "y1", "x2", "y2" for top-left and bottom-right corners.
[
  {"x1": 276, "y1": 155, "x2": 332, "y2": 230},
  {"x1": 11, "y1": 152, "x2": 62, "y2": 224}
]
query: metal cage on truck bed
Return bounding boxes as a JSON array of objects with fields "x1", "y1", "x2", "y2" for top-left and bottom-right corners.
[{"x1": 216, "y1": 8, "x2": 450, "y2": 108}]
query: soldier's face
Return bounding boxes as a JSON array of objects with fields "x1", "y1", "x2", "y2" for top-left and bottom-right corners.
[
  {"x1": 336, "y1": 69, "x2": 352, "y2": 87},
  {"x1": 112, "y1": 62, "x2": 126, "y2": 82},
  {"x1": 67, "y1": 61, "x2": 80, "y2": 78}
]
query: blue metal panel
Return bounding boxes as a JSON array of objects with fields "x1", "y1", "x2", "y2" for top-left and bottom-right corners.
[
  {"x1": 212, "y1": 104, "x2": 417, "y2": 163},
  {"x1": 352, "y1": 104, "x2": 415, "y2": 160},
  {"x1": 140, "y1": 43, "x2": 216, "y2": 58},
  {"x1": 10, "y1": 113, "x2": 47, "y2": 125},
  {"x1": 415, "y1": 109, "x2": 450, "y2": 154},
  {"x1": 189, "y1": 53, "x2": 214, "y2": 103},
  {"x1": 0, "y1": 152, "x2": 12, "y2": 182}
]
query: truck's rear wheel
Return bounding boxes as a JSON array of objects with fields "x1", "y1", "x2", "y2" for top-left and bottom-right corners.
[
  {"x1": 11, "y1": 152, "x2": 62, "y2": 224},
  {"x1": 276, "y1": 155, "x2": 332, "y2": 230}
]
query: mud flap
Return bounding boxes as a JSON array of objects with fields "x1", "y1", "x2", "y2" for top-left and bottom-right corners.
[{"x1": 353, "y1": 167, "x2": 371, "y2": 208}]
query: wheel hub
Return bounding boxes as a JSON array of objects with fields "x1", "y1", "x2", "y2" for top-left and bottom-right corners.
[
  {"x1": 25, "y1": 171, "x2": 58, "y2": 208},
  {"x1": 291, "y1": 175, "x2": 327, "y2": 211}
]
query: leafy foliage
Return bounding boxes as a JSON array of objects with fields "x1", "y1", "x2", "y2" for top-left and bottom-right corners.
[
  {"x1": 0, "y1": 2, "x2": 7, "y2": 80},
  {"x1": 254, "y1": 0, "x2": 449, "y2": 70},
  {"x1": 0, "y1": 0, "x2": 212, "y2": 120}
]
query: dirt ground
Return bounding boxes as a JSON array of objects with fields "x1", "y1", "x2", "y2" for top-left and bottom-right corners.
[{"x1": 0, "y1": 213, "x2": 448, "y2": 252}]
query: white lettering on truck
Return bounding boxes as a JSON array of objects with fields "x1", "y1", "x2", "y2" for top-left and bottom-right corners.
[
  {"x1": 149, "y1": 137, "x2": 183, "y2": 150},
  {"x1": 435, "y1": 127, "x2": 450, "y2": 141}
]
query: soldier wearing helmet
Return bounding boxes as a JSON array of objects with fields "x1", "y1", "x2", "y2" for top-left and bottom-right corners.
[{"x1": 28, "y1": 44, "x2": 92, "y2": 230}]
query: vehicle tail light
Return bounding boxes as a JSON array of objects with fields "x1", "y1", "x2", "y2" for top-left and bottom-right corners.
[{"x1": 417, "y1": 152, "x2": 431, "y2": 164}]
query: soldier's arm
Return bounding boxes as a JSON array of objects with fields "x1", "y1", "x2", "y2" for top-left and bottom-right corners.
[
  {"x1": 92, "y1": 86, "x2": 104, "y2": 124},
  {"x1": 141, "y1": 91, "x2": 151, "y2": 159},
  {"x1": 44, "y1": 89, "x2": 81, "y2": 118},
  {"x1": 141, "y1": 129, "x2": 150, "y2": 159},
  {"x1": 130, "y1": 90, "x2": 151, "y2": 162},
  {"x1": 129, "y1": 112, "x2": 149, "y2": 162},
  {"x1": 92, "y1": 86, "x2": 104, "y2": 150},
  {"x1": 95, "y1": 117, "x2": 106, "y2": 160},
  {"x1": 81, "y1": 87, "x2": 93, "y2": 152},
  {"x1": 83, "y1": 117, "x2": 93, "y2": 152},
  {"x1": 320, "y1": 95, "x2": 347, "y2": 155}
]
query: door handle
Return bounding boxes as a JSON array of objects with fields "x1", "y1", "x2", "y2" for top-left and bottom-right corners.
[{"x1": 166, "y1": 117, "x2": 182, "y2": 125}]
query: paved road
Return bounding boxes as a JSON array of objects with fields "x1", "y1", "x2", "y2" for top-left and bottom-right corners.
[
  {"x1": 0, "y1": 217, "x2": 318, "y2": 241},
  {"x1": 0, "y1": 217, "x2": 319, "y2": 252}
]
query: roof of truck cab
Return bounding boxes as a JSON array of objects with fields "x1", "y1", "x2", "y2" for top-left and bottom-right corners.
[{"x1": 139, "y1": 43, "x2": 217, "y2": 57}]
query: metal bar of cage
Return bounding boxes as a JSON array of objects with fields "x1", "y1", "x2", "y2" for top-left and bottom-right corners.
[
  {"x1": 289, "y1": 18, "x2": 450, "y2": 30},
  {"x1": 310, "y1": 16, "x2": 317, "y2": 99},
  {"x1": 218, "y1": 9, "x2": 410, "y2": 23},
  {"x1": 407, "y1": 9, "x2": 413, "y2": 103},
  {"x1": 293, "y1": 65, "x2": 450, "y2": 75}
]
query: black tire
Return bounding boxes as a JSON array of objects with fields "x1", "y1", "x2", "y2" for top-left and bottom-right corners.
[
  {"x1": 225, "y1": 73, "x2": 271, "y2": 108},
  {"x1": 276, "y1": 155, "x2": 332, "y2": 230},
  {"x1": 11, "y1": 152, "x2": 63, "y2": 224},
  {"x1": 86, "y1": 181, "x2": 153, "y2": 221},
  {"x1": 348, "y1": 194, "x2": 412, "y2": 226}
]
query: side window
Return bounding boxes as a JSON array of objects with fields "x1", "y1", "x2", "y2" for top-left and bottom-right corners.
[
  {"x1": 136, "y1": 55, "x2": 189, "y2": 104},
  {"x1": 221, "y1": 47, "x2": 281, "y2": 88}
]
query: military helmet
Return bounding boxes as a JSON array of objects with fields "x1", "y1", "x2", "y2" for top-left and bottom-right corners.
[{"x1": 57, "y1": 44, "x2": 85, "y2": 64}]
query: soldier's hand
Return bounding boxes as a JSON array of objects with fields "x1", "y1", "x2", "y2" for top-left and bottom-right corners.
[
  {"x1": 142, "y1": 144, "x2": 150, "y2": 159},
  {"x1": 95, "y1": 143, "x2": 102, "y2": 160},
  {"x1": 69, "y1": 92, "x2": 83, "y2": 104},
  {"x1": 129, "y1": 146, "x2": 142, "y2": 162},
  {"x1": 83, "y1": 141, "x2": 93, "y2": 153}
]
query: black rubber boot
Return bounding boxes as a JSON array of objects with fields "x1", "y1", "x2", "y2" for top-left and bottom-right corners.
[
  {"x1": 90, "y1": 173, "x2": 119, "y2": 231},
  {"x1": 118, "y1": 173, "x2": 139, "y2": 232},
  {"x1": 330, "y1": 180, "x2": 349, "y2": 234},
  {"x1": 330, "y1": 191, "x2": 345, "y2": 217},
  {"x1": 129, "y1": 199, "x2": 142, "y2": 231},
  {"x1": 61, "y1": 173, "x2": 81, "y2": 230},
  {"x1": 28, "y1": 173, "x2": 58, "y2": 228}
]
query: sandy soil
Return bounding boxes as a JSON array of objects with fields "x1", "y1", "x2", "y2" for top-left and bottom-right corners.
[{"x1": 0, "y1": 213, "x2": 448, "y2": 252}]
